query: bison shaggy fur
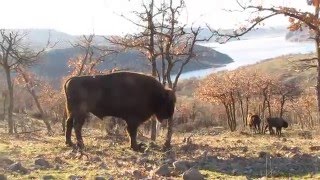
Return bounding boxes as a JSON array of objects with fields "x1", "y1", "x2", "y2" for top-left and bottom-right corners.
[
  {"x1": 264, "y1": 117, "x2": 288, "y2": 136},
  {"x1": 247, "y1": 114, "x2": 261, "y2": 133},
  {"x1": 64, "y1": 72, "x2": 176, "y2": 151}
]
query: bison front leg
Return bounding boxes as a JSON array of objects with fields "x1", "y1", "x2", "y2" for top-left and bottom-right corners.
[
  {"x1": 276, "y1": 127, "x2": 282, "y2": 136},
  {"x1": 256, "y1": 123, "x2": 261, "y2": 134},
  {"x1": 269, "y1": 126, "x2": 275, "y2": 135},
  {"x1": 65, "y1": 116, "x2": 74, "y2": 147},
  {"x1": 126, "y1": 124, "x2": 144, "y2": 151},
  {"x1": 74, "y1": 116, "x2": 86, "y2": 150}
]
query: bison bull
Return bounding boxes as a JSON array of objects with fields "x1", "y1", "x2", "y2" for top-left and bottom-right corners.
[
  {"x1": 264, "y1": 117, "x2": 288, "y2": 136},
  {"x1": 64, "y1": 72, "x2": 176, "y2": 151},
  {"x1": 247, "y1": 114, "x2": 261, "y2": 133}
]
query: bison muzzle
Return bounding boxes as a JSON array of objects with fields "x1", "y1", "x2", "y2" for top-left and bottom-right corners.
[{"x1": 64, "y1": 72, "x2": 176, "y2": 151}]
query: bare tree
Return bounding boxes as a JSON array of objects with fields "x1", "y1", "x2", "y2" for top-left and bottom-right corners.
[
  {"x1": 156, "y1": 0, "x2": 212, "y2": 147},
  {"x1": 108, "y1": 0, "x2": 211, "y2": 149},
  {"x1": 107, "y1": 0, "x2": 164, "y2": 141},
  {"x1": 0, "y1": 30, "x2": 48, "y2": 133},
  {"x1": 208, "y1": 0, "x2": 320, "y2": 112},
  {"x1": 70, "y1": 34, "x2": 112, "y2": 76},
  {"x1": 15, "y1": 68, "x2": 52, "y2": 133}
]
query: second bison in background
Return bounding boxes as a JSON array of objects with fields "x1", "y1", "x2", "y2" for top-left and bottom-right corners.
[
  {"x1": 247, "y1": 114, "x2": 261, "y2": 133},
  {"x1": 64, "y1": 72, "x2": 176, "y2": 151},
  {"x1": 265, "y1": 117, "x2": 288, "y2": 136}
]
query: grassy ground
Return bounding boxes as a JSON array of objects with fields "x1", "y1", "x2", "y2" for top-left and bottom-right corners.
[{"x1": 0, "y1": 125, "x2": 320, "y2": 180}]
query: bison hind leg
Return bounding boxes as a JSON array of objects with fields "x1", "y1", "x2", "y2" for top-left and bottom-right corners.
[
  {"x1": 65, "y1": 116, "x2": 74, "y2": 147},
  {"x1": 73, "y1": 115, "x2": 87, "y2": 150}
]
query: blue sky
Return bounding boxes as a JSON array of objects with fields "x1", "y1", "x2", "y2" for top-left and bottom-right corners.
[{"x1": 0, "y1": 0, "x2": 314, "y2": 35}]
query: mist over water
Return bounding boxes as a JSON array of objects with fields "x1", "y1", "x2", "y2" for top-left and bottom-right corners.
[{"x1": 176, "y1": 36, "x2": 315, "y2": 80}]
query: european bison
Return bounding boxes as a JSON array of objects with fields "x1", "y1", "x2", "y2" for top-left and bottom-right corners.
[
  {"x1": 64, "y1": 72, "x2": 176, "y2": 151},
  {"x1": 247, "y1": 113, "x2": 261, "y2": 133},
  {"x1": 264, "y1": 117, "x2": 288, "y2": 136}
]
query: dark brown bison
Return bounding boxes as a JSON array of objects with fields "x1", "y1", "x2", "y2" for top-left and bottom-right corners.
[
  {"x1": 247, "y1": 113, "x2": 261, "y2": 133},
  {"x1": 64, "y1": 72, "x2": 176, "y2": 151},
  {"x1": 264, "y1": 117, "x2": 288, "y2": 136}
]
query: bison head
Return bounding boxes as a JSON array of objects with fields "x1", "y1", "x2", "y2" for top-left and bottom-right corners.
[
  {"x1": 283, "y1": 121, "x2": 288, "y2": 128},
  {"x1": 156, "y1": 89, "x2": 176, "y2": 122}
]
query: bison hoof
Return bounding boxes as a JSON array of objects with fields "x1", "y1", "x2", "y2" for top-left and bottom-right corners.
[
  {"x1": 131, "y1": 143, "x2": 146, "y2": 152},
  {"x1": 66, "y1": 141, "x2": 74, "y2": 147},
  {"x1": 77, "y1": 142, "x2": 85, "y2": 150}
]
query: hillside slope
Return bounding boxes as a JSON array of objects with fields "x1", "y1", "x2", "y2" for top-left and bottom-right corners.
[
  {"x1": 177, "y1": 53, "x2": 317, "y2": 97},
  {"x1": 34, "y1": 45, "x2": 233, "y2": 81}
]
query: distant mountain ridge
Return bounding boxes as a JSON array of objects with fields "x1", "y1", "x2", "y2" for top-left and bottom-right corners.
[
  {"x1": 35, "y1": 44, "x2": 233, "y2": 83},
  {"x1": 12, "y1": 27, "x2": 289, "y2": 48},
  {"x1": 1, "y1": 29, "x2": 231, "y2": 82},
  {"x1": 6, "y1": 27, "x2": 290, "y2": 85}
]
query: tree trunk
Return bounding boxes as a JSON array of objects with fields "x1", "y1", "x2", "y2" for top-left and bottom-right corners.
[
  {"x1": 316, "y1": 37, "x2": 320, "y2": 113},
  {"x1": 4, "y1": 67, "x2": 14, "y2": 134},
  {"x1": 245, "y1": 97, "x2": 249, "y2": 126},
  {"x1": 148, "y1": 0, "x2": 158, "y2": 142},
  {"x1": 163, "y1": 116, "x2": 173, "y2": 150},
  {"x1": 238, "y1": 93, "x2": 245, "y2": 126},
  {"x1": 29, "y1": 89, "x2": 52, "y2": 133},
  {"x1": 279, "y1": 96, "x2": 285, "y2": 118},
  {"x1": 150, "y1": 62, "x2": 158, "y2": 141},
  {"x1": 2, "y1": 93, "x2": 6, "y2": 121}
]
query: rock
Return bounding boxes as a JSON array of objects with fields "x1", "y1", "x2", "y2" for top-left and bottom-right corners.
[
  {"x1": 35, "y1": 158, "x2": 51, "y2": 168},
  {"x1": 0, "y1": 174, "x2": 7, "y2": 180},
  {"x1": 95, "y1": 176, "x2": 106, "y2": 180},
  {"x1": 155, "y1": 164, "x2": 171, "y2": 176},
  {"x1": 54, "y1": 157, "x2": 65, "y2": 164},
  {"x1": 132, "y1": 170, "x2": 143, "y2": 179},
  {"x1": 92, "y1": 156, "x2": 102, "y2": 162},
  {"x1": 137, "y1": 157, "x2": 149, "y2": 164},
  {"x1": 69, "y1": 175, "x2": 83, "y2": 180},
  {"x1": 282, "y1": 138, "x2": 287, "y2": 142},
  {"x1": 242, "y1": 146, "x2": 248, "y2": 153},
  {"x1": 310, "y1": 146, "x2": 320, "y2": 151},
  {"x1": 173, "y1": 160, "x2": 195, "y2": 172},
  {"x1": 99, "y1": 162, "x2": 108, "y2": 169},
  {"x1": 182, "y1": 168, "x2": 204, "y2": 180},
  {"x1": 258, "y1": 151, "x2": 267, "y2": 158},
  {"x1": 8, "y1": 162, "x2": 28, "y2": 174},
  {"x1": 43, "y1": 175, "x2": 55, "y2": 180},
  {"x1": 0, "y1": 157, "x2": 14, "y2": 166},
  {"x1": 95, "y1": 150, "x2": 105, "y2": 156}
]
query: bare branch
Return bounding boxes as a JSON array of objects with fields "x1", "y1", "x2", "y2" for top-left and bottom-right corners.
[{"x1": 207, "y1": 12, "x2": 278, "y2": 43}]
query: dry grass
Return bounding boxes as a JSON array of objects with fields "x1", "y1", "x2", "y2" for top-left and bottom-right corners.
[{"x1": 0, "y1": 125, "x2": 320, "y2": 179}]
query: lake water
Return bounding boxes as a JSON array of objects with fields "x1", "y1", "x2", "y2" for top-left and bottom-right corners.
[{"x1": 177, "y1": 35, "x2": 315, "y2": 79}]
